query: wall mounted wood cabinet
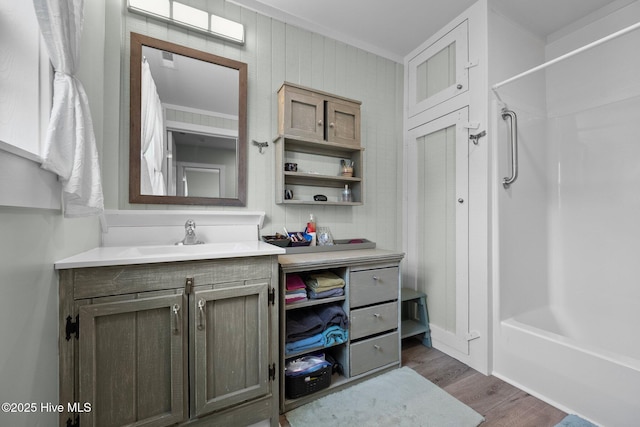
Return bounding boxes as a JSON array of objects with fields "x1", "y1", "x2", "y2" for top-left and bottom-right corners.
[
  {"x1": 278, "y1": 82, "x2": 360, "y2": 147},
  {"x1": 58, "y1": 256, "x2": 279, "y2": 427},
  {"x1": 275, "y1": 83, "x2": 364, "y2": 205}
]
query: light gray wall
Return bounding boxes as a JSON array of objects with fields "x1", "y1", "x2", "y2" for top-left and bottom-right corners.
[
  {"x1": 0, "y1": 2, "x2": 105, "y2": 425},
  {"x1": 106, "y1": 0, "x2": 404, "y2": 252}
]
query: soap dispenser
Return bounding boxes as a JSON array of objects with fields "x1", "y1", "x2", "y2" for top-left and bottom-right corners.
[
  {"x1": 341, "y1": 185, "x2": 352, "y2": 202},
  {"x1": 306, "y1": 214, "x2": 317, "y2": 246}
]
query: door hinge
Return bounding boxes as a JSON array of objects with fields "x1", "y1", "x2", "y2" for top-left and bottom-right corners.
[
  {"x1": 185, "y1": 277, "x2": 194, "y2": 294},
  {"x1": 65, "y1": 315, "x2": 79, "y2": 341},
  {"x1": 268, "y1": 287, "x2": 275, "y2": 306},
  {"x1": 268, "y1": 363, "x2": 276, "y2": 381},
  {"x1": 66, "y1": 416, "x2": 79, "y2": 427}
]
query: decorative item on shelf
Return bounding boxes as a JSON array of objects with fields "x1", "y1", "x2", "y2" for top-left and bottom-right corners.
[
  {"x1": 285, "y1": 189, "x2": 294, "y2": 200},
  {"x1": 285, "y1": 162, "x2": 298, "y2": 172},
  {"x1": 340, "y1": 159, "x2": 354, "y2": 177},
  {"x1": 317, "y1": 227, "x2": 334, "y2": 246},
  {"x1": 341, "y1": 185, "x2": 352, "y2": 202},
  {"x1": 313, "y1": 194, "x2": 328, "y2": 202},
  {"x1": 252, "y1": 139, "x2": 269, "y2": 154}
]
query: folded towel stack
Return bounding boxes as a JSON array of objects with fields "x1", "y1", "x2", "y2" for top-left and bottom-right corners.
[
  {"x1": 286, "y1": 310, "x2": 323, "y2": 343},
  {"x1": 285, "y1": 304, "x2": 349, "y2": 355},
  {"x1": 305, "y1": 272, "x2": 345, "y2": 299},
  {"x1": 285, "y1": 274, "x2": 308, "y2": 305}
]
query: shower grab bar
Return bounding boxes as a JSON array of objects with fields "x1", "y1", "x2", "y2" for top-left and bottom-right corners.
[{"x1": 502, "y1": 108, "x2": 518, "y2": 188}]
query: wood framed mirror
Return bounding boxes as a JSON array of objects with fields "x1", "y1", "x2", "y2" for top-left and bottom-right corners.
[{"x1": 129, "y1": 32, "x2": 247, "y2": 206}]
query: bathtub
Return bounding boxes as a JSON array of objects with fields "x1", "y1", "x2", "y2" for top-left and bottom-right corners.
[
  {"x1": 489, "y1": 5, "x2": 640, "y2": 426},
  {"x1": 495, "y1": 305, "x2": 640, "y2": 426},
  {"x1": 492, "y1": 96, "x2": 640, "y2": 425}
]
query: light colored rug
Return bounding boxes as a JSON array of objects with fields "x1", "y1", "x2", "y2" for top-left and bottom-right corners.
[
  {"x1": 555, "y1": 414, "x2": 599, "y2": 427},
  {"x1": 285, "y1": 367, "x2": 484, "y2": 427}
]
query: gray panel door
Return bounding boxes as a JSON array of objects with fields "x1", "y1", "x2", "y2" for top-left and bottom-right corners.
[
  {"x1": 78, "y1": 292, "x2": 187, "y2": 427},
  {"x1": 191, "y1": 281, "x2": 270, "y2": 417}
]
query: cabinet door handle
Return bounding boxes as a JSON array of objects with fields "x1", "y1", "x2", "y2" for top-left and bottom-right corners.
[
  {"x1": 317, "y1": 120, "x2": 323, "y2": 126},
  {"x1": 197, "y1": 298, "x2": 206, "y2": 330},
  {"x1": 329, "y1": 122, "x2": 335, "y2": 128},
  {"x1": 172, "y1": 304, "x2": 180, "y2": 334}
]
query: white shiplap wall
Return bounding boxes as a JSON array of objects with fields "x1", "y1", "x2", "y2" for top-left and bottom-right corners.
[{"x1": 108, "y1": 0, "x2": 404, "y2": 251}]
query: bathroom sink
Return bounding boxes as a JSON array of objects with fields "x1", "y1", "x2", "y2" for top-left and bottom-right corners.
[{"x1": 55, "y1": 241, "x2": 286, "y2": 269}]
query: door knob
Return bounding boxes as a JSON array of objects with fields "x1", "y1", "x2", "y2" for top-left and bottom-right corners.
[{"x1": 458, "y1": 198, "x2": 464, "y2": 203}]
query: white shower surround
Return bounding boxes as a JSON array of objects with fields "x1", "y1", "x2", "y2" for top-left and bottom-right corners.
[{"x1": 491, "y1": 3, "x2": 640, "y2": 426}]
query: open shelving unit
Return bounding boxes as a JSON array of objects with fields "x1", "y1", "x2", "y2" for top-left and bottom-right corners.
[
  {"x1": 278, "y1": 249, "x2": 405, "y2": 413},
  {"x1": 275, "y1": 83, "x2": 364, "y2": 206}
]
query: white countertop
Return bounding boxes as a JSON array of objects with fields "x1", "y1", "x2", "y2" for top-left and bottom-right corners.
[{"x1": 55, "y1": 241, "x2": 286, "y2": 269}]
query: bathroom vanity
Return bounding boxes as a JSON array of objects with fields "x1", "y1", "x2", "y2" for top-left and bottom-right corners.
[{"x1": 55, "y1": 212, "x2": 284, "y2": 427}]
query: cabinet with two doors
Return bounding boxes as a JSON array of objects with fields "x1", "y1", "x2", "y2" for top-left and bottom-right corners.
[
  {"x1": 57, "y1": 256, "x2": 279, "y2": 427},
  {"x1": 275, "y1": 82, "x2": 364, "y2": 205}
]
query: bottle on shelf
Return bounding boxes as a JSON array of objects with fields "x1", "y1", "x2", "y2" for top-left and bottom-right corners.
[
  {"x1": 307, "y1": 214, "x2": 316, "y2": 246},
  {"x1": 341, "y1": 185, "x2": 352, "y2": 202}
]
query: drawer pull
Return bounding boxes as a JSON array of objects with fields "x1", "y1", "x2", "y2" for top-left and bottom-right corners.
[
  {"x1": 373, "y1": 313, "x2": 381, "y2": 318},
  {"x1": 373, "y1": 344, "x2": 381, "y2": 351},
  {"x1": 372, "y1": 276, "x2": 379, "y2": 281}
]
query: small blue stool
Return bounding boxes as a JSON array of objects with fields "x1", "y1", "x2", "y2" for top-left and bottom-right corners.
[{"x1": 400, "y1": 288, "x2": 432, "y2": 347}]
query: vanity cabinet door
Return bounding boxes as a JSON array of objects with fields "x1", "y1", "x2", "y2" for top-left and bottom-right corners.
[
  {"x1": 191, "y1": 280, "x2": 271, "y2": 418},
  {"x1": 77, "y1": 291, "x2": 187, "y2": 427}
]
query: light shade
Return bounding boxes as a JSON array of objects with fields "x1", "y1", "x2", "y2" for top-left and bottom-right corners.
[{"x1": 128, "y1": 0, "x2": 245, "y2": 45}]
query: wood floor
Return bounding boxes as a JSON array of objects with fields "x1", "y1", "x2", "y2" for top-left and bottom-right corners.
[
  {"x1": 281, "y1": 338, "x2": 568, "y2": 426},
  {"x1": 401, "y1": 338, "x2": 567, "y2": 427}
]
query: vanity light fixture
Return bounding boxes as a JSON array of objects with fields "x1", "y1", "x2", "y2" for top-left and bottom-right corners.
[{"x1": 127, "y1": 0, "x2": 245, "y2": 45}]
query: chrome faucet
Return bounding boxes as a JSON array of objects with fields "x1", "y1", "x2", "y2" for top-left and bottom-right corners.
[{"x1": 176, "y1": 219, "x2": 204, "y2": 245}]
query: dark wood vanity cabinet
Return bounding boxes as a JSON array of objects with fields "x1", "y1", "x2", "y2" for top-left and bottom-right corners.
[{"x1": 58, "y1": 256, "x2": 279, "y2": 427}]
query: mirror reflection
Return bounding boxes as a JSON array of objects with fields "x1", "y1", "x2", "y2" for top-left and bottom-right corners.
[{"x1": 130, "y1": 32, "x2": 247, "y2": 206}]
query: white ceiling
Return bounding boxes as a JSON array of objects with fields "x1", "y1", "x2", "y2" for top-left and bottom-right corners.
[{"x1": 230, "y1": 0, "x2": 622, "y2": 62}]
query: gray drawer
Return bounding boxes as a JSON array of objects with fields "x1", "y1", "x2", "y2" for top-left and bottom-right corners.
[
  {"x1": 349, "y1": 267, "x2": 398, "y2": 308},
  {"x1": 350, "y1": 302, "x2": 398, "y2": 340},
  {"x1": 349, "y1": 332, "x2": 399, "y2": 377}
]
